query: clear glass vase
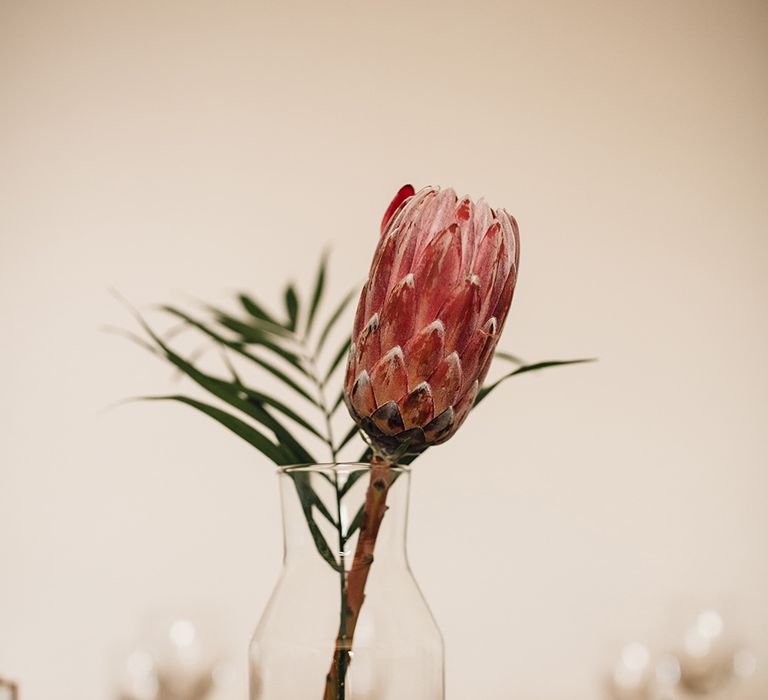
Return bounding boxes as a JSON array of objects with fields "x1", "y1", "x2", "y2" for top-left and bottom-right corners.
[{"x1": 249, "y1": 463, "x2": 444, "y2": 700}]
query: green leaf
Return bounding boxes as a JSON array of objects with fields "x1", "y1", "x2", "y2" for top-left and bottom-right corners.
[
  {"x1": 126, "y1": 308, "x2": 314, "y2": 461},
  {"x1": 284, "y1": 285, "x2": 299, "y2": 332},
  {"x1": 152, "y1": 335, "x2": 317, "y2": 463},
  {"x1": 303, "y1": 512, "x2": 339, "y2": 572},
  {"x1": 101, "y1": 324, "x2": 161, "y2": 356},
  {"x1": 242, "y1": 389, "x2": 323, "y2": 440},
  {"x1": 476, "y1": 358, "x2": 596, "y2": 406},
  {"x1": 305, "y1": 251, "x2": 327, "y2": 336},
  {"x1": 335, "y1": 424, "x2": 361, "y2": 453},
  {"x1": 218, "y1": 345, "x2": 243, "y2": 385},
  {"x1": 212, "y1": 309, "x2": 307, "y2": 373},
  {"x1": 216, "y1": 345, "x2": 322, "y2": 439},
  {"x1": 495, "y1": 350, "x2": 525, "y2": 364},
  {"x1": 323, "y1": 337, "x2": 351, "y2": 385},
  {"x1": 132, "y1": 317, "x2": 318, "y2": 463},
  {"x1": 161, "y1": 306, "x2": 318, "y2": 407},
  {"x1": 291, "y1": 472, "x2": 336, "y2": 526},
  {"x1": 238, "y1": 295, "x2": 295, "y2": 338},
  {"x1": 142, "y1": 395, "x2": 289, "y2": 464},
  {"x1": 147, "y1": 395, "x2": 334, "y2": 569},
  {"x1": 239, "y1": 294, "x2": 279, "y2": 325},
  {"x1": 330, "y1": 389, "x2": 346, "y2": 416},
  {"x1": 136, "y1": 323, "x2": 329, "y2": 550},
  {"x1": 343, "y1": 504, "x2": 365, "y2": 544},
  {"x1": 246, "y1": 398, "x2": 317, "y2": 465},
  {"x1": 316, "y1": 288, "x2": 356, "y2": 354},
  {"x1": 216, "y1": 307, "x2": 294, "y2": 340},
  {"x1": 290, "y1": 472, "x2": 340, "y2": 572},
  {"x1": 338, "y1": 468, "x2": 368, "y2": 498}
]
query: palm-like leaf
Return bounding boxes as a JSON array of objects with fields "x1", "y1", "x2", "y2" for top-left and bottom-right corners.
[
  {"x1": 476, "y1": 359, "x2": 595, "y2": 406},
  {"x1": 119, "y1": 255, "x2": 363, "y2": 572},
  {"x1": 305, "y1": 249, "x2": 327, "y2": 336}
]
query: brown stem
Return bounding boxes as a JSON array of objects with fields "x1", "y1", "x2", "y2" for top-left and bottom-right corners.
[{"x1": 322, "y1": 456, "x2": 394, "y2": 700}]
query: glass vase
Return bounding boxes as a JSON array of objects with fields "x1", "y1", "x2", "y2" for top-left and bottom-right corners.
[{"x1": 249, "y1": 463, "x2": 444, "y2": 700}]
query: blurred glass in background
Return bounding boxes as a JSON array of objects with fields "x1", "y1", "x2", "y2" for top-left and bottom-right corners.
[
  {"x1": 114, "y1": 615, "x2": 238, "y2": 700},
  {"x1": 608, "y1": 609, "x2": 758, "y2": 700}
]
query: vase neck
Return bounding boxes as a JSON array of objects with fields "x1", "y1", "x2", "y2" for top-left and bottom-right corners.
[{"x1": 278, "y1": 465, "x2": 410, "y2": 572}]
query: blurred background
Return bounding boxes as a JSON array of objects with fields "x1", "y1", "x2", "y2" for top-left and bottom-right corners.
[{"x1": 1, "y1": 0, "x2": 766, "y2": 698}]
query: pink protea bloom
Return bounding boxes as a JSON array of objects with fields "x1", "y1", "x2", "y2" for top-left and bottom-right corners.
[{"x1": 344, "y1": 184, "x2": 520, "y2": 454}]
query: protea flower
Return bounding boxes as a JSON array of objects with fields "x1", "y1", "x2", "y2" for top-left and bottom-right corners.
[{"x1": 345, "y1": 184, "x2": 519, "y2": 455}]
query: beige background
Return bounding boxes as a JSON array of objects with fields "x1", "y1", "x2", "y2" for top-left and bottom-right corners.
[{"x1": 1, "y1": 1, "x2": 767, "y2": 698}]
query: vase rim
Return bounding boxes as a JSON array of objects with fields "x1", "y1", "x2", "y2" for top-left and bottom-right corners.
[{"x1": 278, "y1": 462, "x2": 411, "y2": 475}]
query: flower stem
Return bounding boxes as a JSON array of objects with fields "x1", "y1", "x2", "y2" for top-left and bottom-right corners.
[
  {"x1": 322, "y1": 454, "x2": 394, "y2": 700},
  {"x1": 332, "y1": 469, "x2": 349, "y2": 700}
]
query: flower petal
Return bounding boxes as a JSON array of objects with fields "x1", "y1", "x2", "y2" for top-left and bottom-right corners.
[
  {"x1": 490, "y1": 210, "x2": 519, "y2": 331},
  {"x1": 469, "y1": 198, "x2": 492, "y2": 273},
  {"x1": 455, "y1": 196, "x2": 472, "y2": 222},
  {"x1": 455, "y1": 196, "x2": 476, "y2": 273},
  {"x1": 402, "y1": 319, "x2": 445, "y2": 388},
  {"x1": 449, "y1": 380, "x2": 479, "y2": 436},
  {"x1": 398, "y1": 381, "x2": 434, "y2": 430},
  {"x1": 379, "y1": 273, "x2": 416, "y2": 353},
  {"x1": 481, "y1": 235, "x2": 510, "y2": 323},
  {"x1": 370, "y1": 400, "x2": 405, "y2": 436},
  {"x1": 422, "y1": 406, "x2": 455, "y2": 444},
  {"x1": 355, "y1": 313, "x2": 381, "y2": 373},
  {"x1": 492, "y1": 264, "x2": 517, "y2": 331},
  {"x1": 369, "y1": 346, "x2": 408, "y2": 406},
  {"x1": 499, "y1": 208, "x2": 520, "y2": 271},
  {"x1": 389, "y1": 221, "x2": 417, "y2": 292},
  {"x1": 389, "y1": 186, "x2": 436, "y2": 236},
  {"x1": 428, "y1": 351, "x2": 463, "y2": 415},
  {"x1": 365, "y1": 230, "x2": 398, "y2": 321},
  {"x1": 350, "y1": 370, "x2": 376, "y2": 417},
  {"x1": 413, "y1": 188, "x2": 458, "y2": 261},
  {"x1": 344, "y1": 341, "x2": 357, "y2": 396},
  {"x1": 413, "y1": 224, "x2": 462, "y2": 328},
  {"x1": 473, "y1": 221, "x2": 502, "y2": 295},
  {"x1": 381, "y1": 184, "x2": 415, "y2": 235},
  {"x1": 352, "y1": 282, "x2": 368, "y2": 339},
  {"x1": 460, "y1": 317, "x2": 497, "y2": 392},
  {"x1": 439, "y1": 275, "x2": 481, "y2": 355}
]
